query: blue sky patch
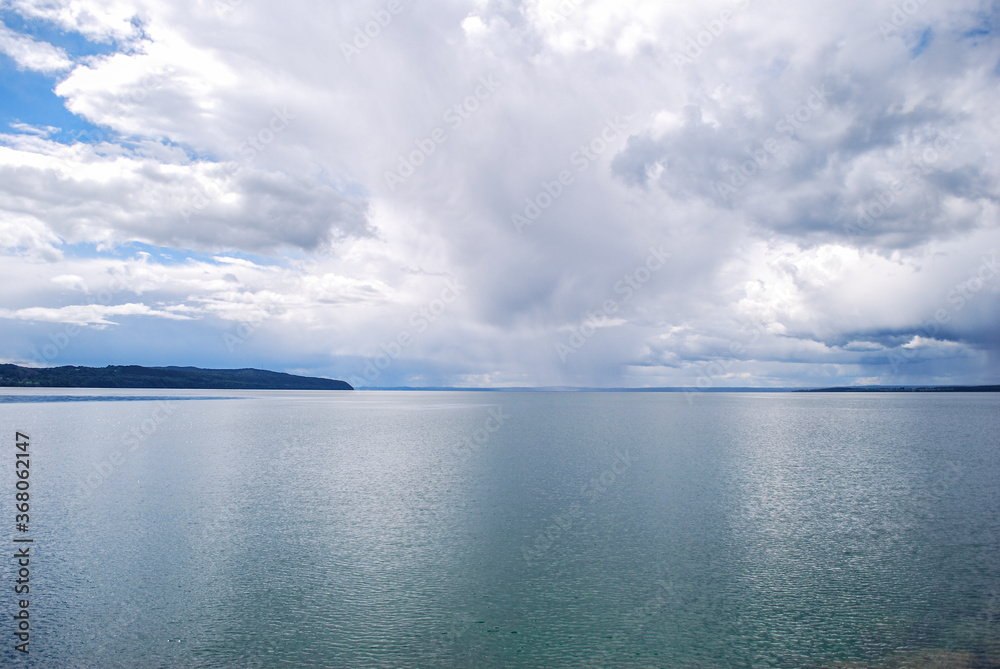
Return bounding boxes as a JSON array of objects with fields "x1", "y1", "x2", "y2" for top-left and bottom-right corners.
[
  {"x1": 61, "y1": 241, "x2": 287, "y2": 269},
  {"x1": 0, "y1": 12, "x2": 124, "y2": 144},
  {"x1": 0, "y1": 9, "x2": 119, "y2": 58},
  {"x1": 962, "y1": 6, "x2": 998, "y2": 42},
  {"x1": 0, "y1": 53, "x2": 108, "y2": 143},
  {"x1": 910, "y1": 27, "x2": 933, "y2": 57}
]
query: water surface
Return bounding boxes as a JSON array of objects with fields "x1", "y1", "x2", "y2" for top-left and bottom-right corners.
[{"x1": 1, "y1": 390, "x2": 997, "y2": 667}]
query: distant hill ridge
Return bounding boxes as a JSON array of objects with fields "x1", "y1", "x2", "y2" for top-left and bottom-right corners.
[{"x1": 0, "y1": 364, "x2": 353, "y2": 390}]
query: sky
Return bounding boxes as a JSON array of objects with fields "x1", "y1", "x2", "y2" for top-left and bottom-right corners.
[{"x1": 0, "y1": 0, "x2": 998, "y2": 388}]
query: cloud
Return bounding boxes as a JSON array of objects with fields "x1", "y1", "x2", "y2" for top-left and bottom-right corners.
[
  {"x1": 0, "y1": 0, "x2": 998, "y2": 386},
  {"x1": 8, "y1": 122, "x2": 60, "y2": 136},
  {"x1": 4, "y1": 0, "x2": 143, "y2": 44},
  {"x1": 0, "y1": 302, "x2": 192, "y2": 325},
  {"x1": 0, "y1": 22, "x2": 73, "y2": 72},
  {"x1": 0, "y1": 133, "x2": 371, "y2": 253}
]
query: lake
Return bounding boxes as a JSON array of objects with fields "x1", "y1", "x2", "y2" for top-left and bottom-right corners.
[{"x1": 1, "y1": 390, "x2": 998, "y2": 667}]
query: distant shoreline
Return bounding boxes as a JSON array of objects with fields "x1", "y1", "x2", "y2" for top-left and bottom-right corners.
[
  {"x1": 356, "y1": 385, "x2": 1000, "y2": 392},
  {"x1": 0, "y1": 365, "x2": 994, "y2": 392},
  {"x1": 0, "y1": 364, "x2": 353, "y2": 390},
  {"x1": 795, "y1": 385, "x2": 1000, "y2": 392}
]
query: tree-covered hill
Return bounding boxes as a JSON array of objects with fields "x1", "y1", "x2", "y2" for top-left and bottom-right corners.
[{"x1": 0, "y1": 364, "x2": 353, "y2": 390}]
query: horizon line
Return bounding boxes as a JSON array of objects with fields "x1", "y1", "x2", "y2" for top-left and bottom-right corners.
[{"x1": 354, "y1": 385, "x2": 1000, "y2": 392}]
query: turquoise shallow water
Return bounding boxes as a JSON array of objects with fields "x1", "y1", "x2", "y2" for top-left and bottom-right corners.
[{"x1": 1, "y1": 390, "x2": 998, "y2": 667}]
